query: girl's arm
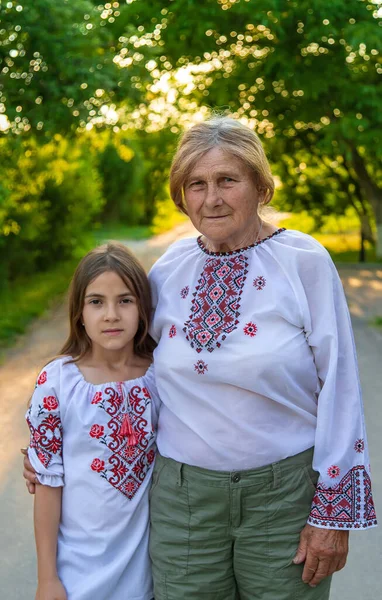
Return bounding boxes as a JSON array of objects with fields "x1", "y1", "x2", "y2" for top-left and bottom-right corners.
[{"x1": 34, "y1": 485, "x2": 67, "y2": 600}]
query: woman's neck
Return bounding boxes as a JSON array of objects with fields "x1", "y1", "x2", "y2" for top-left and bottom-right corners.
[{"x1": 202, "y1": 220, "x2": 278, "y2": 253}]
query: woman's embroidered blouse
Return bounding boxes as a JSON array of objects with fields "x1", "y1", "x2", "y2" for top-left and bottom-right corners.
[
  {"x1": 26, "y1": 358, "x2": 159, "y2": 600},
  {"x1": 149, "y1": 228, "x2": 377, "y2": 531}
]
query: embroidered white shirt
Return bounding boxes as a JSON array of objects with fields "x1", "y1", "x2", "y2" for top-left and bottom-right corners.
[
  {"x1": 26, "y1": 358, "x2": 159, "y2": 600},
  {"x1": 149, "y1": 228, "x2": 377, "y2": 530}
]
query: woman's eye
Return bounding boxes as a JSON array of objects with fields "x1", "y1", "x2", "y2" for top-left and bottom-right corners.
[
  {"x1": 223, "y1": 177, "x2": 234, "y2": 183},
  {"x1": 189, "y1": 181, "x2": 204, "y2": 188},
  {"x1": 121, "y1": 298, "x2": 132, "y2": 304},
  {"x1": 89, "y1": 299, "x2": 101, "y2": 305}
]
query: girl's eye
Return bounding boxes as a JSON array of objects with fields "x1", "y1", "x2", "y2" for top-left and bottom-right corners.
[
  {"x1": 89, "y1": 299, "x2": 101, "y2": 305},
  {"x1": 121, "y1": 298, "x2": 133, "y2": 304}
]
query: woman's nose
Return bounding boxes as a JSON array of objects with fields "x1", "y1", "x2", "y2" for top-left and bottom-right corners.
[{"x1": 204, "y1": 183, "x2": 222, "y2": 207}]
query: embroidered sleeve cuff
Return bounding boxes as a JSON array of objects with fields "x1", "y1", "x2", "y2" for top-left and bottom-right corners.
[
  {"x1": 308, "y1": 465, "x2": 377, "y2": 530},
  {"x1": 28, "y1": 447, "x2": 64, "y2": 488}
]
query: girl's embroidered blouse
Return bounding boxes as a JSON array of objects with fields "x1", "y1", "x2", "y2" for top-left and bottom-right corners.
[
  {"x1": 26, "y1": 358, "x2": 159, "y2": 600},
  {"x1": 148, "y1": 228, "x2": 377, "y2": 531}
]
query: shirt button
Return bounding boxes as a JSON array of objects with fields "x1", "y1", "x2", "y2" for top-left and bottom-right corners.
[{"x1": 231, "y1": 473, "x2": 241, "y2": 483}]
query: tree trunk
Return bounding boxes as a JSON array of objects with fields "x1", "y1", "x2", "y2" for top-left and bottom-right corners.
[{"x1": 350, "y1": 147, "x2": 382, "y2": 257}]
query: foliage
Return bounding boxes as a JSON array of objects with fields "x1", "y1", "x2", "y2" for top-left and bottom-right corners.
[
  {"x1": 0, "y1": 135, "x2": 103, "y2": 282},
  {"x1": 116, "y1": 0, "x2": 382, "y2": 253},
  {"x1": 0, "y1": 0, "x2": 146, "y2": 135},
  {"x1": 0, "y1": 258, "x2": 77, "y2": 350}
]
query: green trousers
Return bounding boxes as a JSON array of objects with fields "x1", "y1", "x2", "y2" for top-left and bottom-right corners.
[{"x1": 149, "y1": 448, "x2": 332, "y2": 600}]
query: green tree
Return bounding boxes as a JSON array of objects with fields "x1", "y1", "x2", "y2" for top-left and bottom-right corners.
[
  {"x1": 118, "y1": 0, "x2": 382, "y2": 255},
  {"x1": 0, "y1": 0, "x2": 145, "y2": 135}
]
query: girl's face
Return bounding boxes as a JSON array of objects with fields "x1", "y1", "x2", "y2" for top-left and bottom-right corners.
[{"x1": 82, "y1": 270, "x2": 140, "y2": 355}]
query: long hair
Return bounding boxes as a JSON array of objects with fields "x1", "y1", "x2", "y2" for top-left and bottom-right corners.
[{"x1": 59, "y1": 242, "x2": 156, "y2": 362}]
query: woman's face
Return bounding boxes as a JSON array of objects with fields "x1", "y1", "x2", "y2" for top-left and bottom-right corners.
[{"x1": 184, "y1": 147, "x2": 262, "y2": 252}]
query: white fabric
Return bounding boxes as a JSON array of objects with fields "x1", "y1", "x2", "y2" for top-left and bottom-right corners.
[
  {"x1": 149, "y1": 228, "x2": 376, "y2": 530},
  {"x1": 26, "y1": 358, "x2": 159, "y2": 600}
]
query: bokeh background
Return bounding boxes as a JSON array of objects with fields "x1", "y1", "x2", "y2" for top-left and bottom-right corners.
[
  {"x1": 1, "y1": 3, "x2": 382, "y2": 599},
  {"x1": 0, "y1": 0, "x2": 381, "y2": 349}
]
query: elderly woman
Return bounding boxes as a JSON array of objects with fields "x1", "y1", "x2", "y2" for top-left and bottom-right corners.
[
  {"x1": 24, "y1": 117, "x2": 376, "y2": 600},
  {"x1": 147, "y1": 117, "x2": 376, "y2": 599}
]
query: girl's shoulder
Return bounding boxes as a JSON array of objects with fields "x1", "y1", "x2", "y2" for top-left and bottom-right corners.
[{"x1": 34, "y1": 356, "x2": 78, "y2": 392}]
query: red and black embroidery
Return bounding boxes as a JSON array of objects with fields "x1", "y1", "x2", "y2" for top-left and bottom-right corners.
[
  {"x1": 308, "y1": 465, "x2": 377, "y2": 529},
  {"x1": 184, "y1": 255, "x2": 249, "y2": 353},
  {"x1": 194, "y1": 360, "x2": 208, "y2": 375},
  {"x1": 243, "y1": 322, "x2": 258, "y2": 337},
  {"x1": 90, "y1": 385, "x2": 155, "y2": 500},
  {"x1": 27, "y1": 410, "x2": 63, "y2": 469},
  {"x1": 180, "y1": 286, "x2": 189, "y2": 299},
  {"x1": 327, "y1": 465, "x2": 340, "y2": 478},
  {"x1": 91, "y1": 391, "x2": 102, "y2": 405},
  {"x1": 354, "y1": 439, "x2": 364, "y2": 453},
  {"x1": 169, "y1": 325, "x2": 176, "y2": 338},
  {"x1": 253, "y1": 276, "x2": 266, "y2": 291}
]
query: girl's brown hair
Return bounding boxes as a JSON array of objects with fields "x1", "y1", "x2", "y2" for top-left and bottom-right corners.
[{"x1": 59, "y1": 242, "x2": 156, "y2": 362}]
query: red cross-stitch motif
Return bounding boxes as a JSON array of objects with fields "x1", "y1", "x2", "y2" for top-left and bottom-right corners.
[
  {"x1": 91, "y1": 385, "x2": 156, "y2": 500},
  {"x1": 308, "y1": 465, "x2": 377, "y2": 529},
  {"x1": 184, "y1": 255, "x2": 249, "y2": 353}
]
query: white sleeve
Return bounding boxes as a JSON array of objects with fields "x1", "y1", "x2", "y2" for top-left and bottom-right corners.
[
  {"x1": 143, "y1": 363, "x2": 161, "y2": 428},
  {"x1": 25, "y1": 362, "x2": 64, "y2": 487},
  {"x1": 298, "y1": 251, "x2": 377, "y2": 530}
]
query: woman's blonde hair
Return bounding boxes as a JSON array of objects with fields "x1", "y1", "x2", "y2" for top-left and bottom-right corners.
[
  {"x1": 59, "y1": 242, "x2": 155, "y2": 362},
  {"x1": 169, "y1": 116, "x2": 275, "y2": 214}
]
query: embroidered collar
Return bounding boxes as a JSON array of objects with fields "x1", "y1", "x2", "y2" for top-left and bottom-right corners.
[{"x1": 197, "y1": 227, "x2": 286, "y2": 257}]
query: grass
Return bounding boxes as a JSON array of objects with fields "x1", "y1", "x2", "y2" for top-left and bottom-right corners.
[
  {"x1": 312, "y1": 233, "x2": 381, "y2": 263},
  {"x1": 93, "y1": 223, "x2": 152, "y2": 243},
  {"x1": 374, "y1": 317, "x2": 382, "y2": 328},
  {"x1": 0, "y1": 260, "x2": 78, "y2": 352}
]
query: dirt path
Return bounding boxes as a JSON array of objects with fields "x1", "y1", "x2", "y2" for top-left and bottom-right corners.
[{"x1": 0, "y1": 223, "x2": 381, "y2": 599}]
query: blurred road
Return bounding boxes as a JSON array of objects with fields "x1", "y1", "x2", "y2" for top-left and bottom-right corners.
[{"x1": 0, "y1": 222, "x2": 381, "y2": 599}]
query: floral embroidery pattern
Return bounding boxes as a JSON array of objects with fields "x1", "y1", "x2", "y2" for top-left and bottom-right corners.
[
  {"x1": 327, "y1": 465, "x2": 340, "y2": 479},
  {"x1": 253, "y1": 276, "x2": 266, "y2": 291},
  {"x1": 308, "y1": 465, "x2": 377, "y2": 529},
  {"x1": 91, "y1": 458, "x2": 105, "y2": 472},
  {"x1": 180, "y1": 286, "x2": 189, "y2": 299},
  {"x1": 91, "y1": 391, "x2": 102, "y2": 405},
  {"x1": 243, "y1": 322, "x2": 258, "y2": 337},
  {"x1": 90, "y1": 385, "x2": 156, "y2": 500},
  {"x1": 89, "y1": 424, "x2": 105, "y2": 439},
  {"x1": 184, "y1": 254, "x2": 249, "y2": 353},
  {"x1": 169, "y1": 325, "x2": 176, "y2": 338},
  {"x1": 194, "y1": 360, "x2": 208, "y2": 375},
  {"x1": 354, "y1": 439, "x2": 364, "y2": 453},
  {"x1": 43, "y1": 396, "x2": 59, "y2": 411},
  {"x1": 27, "y1": 410, "x2": 63, "y2": 469},
  {"x1": 37, "y1": 371, "x2": 47, "y2": 385}
]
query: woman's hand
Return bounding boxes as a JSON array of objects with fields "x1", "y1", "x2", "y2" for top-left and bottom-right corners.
[
  {"x1": 293, "y1": 524, "x2": 349, "y2": 587},
  {"x1": 21, "y1": 447, "x2": 38, "y2": 494},
  {"x1": 35, "y1": 577, "x2": 67, "y2": 600}
]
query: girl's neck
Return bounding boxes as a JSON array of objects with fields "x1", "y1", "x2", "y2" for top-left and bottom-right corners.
[{"x1": 76, "y1": 348, "x2": 151, "y2": 385}]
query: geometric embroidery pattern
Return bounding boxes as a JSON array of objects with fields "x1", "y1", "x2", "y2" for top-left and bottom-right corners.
[
  {"x1": 308, "y1": 465, "x2": 377, "y2": 529},
  {"x1": 183, "y1": 254, "x2": 249, "y2": 353},
  {"x1": 91, "y1": 385, "x2": 155, "y2": 501}
]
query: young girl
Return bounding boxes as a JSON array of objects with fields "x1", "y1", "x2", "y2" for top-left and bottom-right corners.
[{"x1": 26, "y1": 242, "x2": 159, "y2": 600}]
